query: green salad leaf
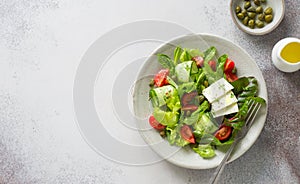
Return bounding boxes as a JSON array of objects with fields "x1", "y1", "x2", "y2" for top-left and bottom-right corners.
[
  {"x1": 183, "y1": 101, "x2": 210, "y2": 125},
  {"x1": 177, "y1": 82, "x2": 197, "y2": 98},
  {"x1": 188, "y1": 48, "x2": 204, "y2": 58},
  {"x1": 153, "y1": 107, "x2": 179, "y2": 127},
  {"x1": 173, "y1": 46, "x2": 183, "y2": 65},
  {"x1": 216, "y1": 54, "x2": 228, "y2": 78},
  {"x1": 166, "y1": 126, "x2": 177, "y2": 145},
  {"x1": 193, "y1": 144, "x2": 215, "y2": 159},
  {"x1": 157, "y1": 54, "x2": 175, "y2": 75},
  {"x1": 231, "y1": 77, "x2": 259, "y2": 106},
  {"x1": 180, "y1": 49, "x2": 192, "y2": 62}
]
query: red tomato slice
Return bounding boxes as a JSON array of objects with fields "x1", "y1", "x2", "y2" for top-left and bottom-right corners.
[
  {"x1": 181, "y1": 91, "x2": 198, "y2": 106},
  {"x1": 215, "y1": 125, "x2": 232, "y2": 141},
  {"x1": 154, "y1": 69, "x2": 169, "y2": 87},
  {"x1": 224, "y1": 58, "x2": 235, "y2": 73},
  {"x1": 225, "y1": 72, "x2": 238, "y2": 82},
  {"x1": 180, "y1": 125, "x2": 195, "y2": 143},
  {"x1": 181, "y1": 104, "x2": 198, "y2": 112},
  {"x1": 149, "y1": 115, "x2": 166, "y2": 130},
  {"x1": 208, "y1": 60, "x2": 217, "y2": 72},
  {"x1": 192, "y1": 56, "x2": 204, "y2": 68}
]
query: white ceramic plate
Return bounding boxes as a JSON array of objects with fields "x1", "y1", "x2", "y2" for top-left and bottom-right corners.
[{"x1": 133, "y1": 33, "x2": 268, "y2": 169}]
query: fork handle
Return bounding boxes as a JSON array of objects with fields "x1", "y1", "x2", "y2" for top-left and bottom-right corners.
[{"x1": 209, "y1": 140, "x2": 239, "y2": 184}]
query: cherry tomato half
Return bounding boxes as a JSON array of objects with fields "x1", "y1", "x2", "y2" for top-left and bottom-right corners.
[
  {"x1": 192, "y1": 56, "x2": 204, "y2": 68},
  {"x1": 224, "y1": 58, "x2": 235, "y2": 73},
  {"x1": 181, "y1": 91, "x2": 198, "y2": 106},
  {"x1": 154, "y1": 69, "x2": 169, "y2": 87},
  {"x1": 149, "y1": 115, "x2": 166, "y2": 130},
  {"x1": 225, "y1": 72, "x2": 238, "y2": 82},
  {"x1": 180, "y1": 125, "x2": 195, "y2": 143},
  {"x1": 181, "y1": 104, "x2": 198, "y2": 112},
  {"x1": 208, "y1": 60, "x2": 217, "y2": 72},
  {"x1": 215, "y1": 125, "x2": 232, "y2": 141}
]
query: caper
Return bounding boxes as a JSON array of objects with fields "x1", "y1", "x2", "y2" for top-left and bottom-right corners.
[
  {"x1": 242, "y1": 9, "x2": 247, "y2": 16},
  {"x1": 256, "y1": 6, "x2": 263, "y2": 13},
  {"x1": 203, "y1": 80, "x2": 209, "y2": 88},
  {"x1": 247, "y1": 12, "x2": 256, "y2": 19},
  {"x1": 159, "y1": 130, "x2": 166, "y2": 138},
  {"x1": 264, "y1": 7, "x2": 273, "y2": 15},
  {"x1": 248, "y1": 19, "x2": 255, "y2": 29},
  {"x1": 235, "y1": 6, "x2": 241, "y2": 14},
  {"x1": 237, "y1": 13, "x2": 245, "y2": 19},
  {"x1": 247, "y1": 6, "x2": 256, "y2": 12},
  {"x1": 254, "y1": 0, "x2": 261, "y2": 6},
  {"x1": 265, "y1": 14, "x2": 273, "y2": 23},
  {"x1": 244, "y1": 1, "x2": 251, "y2": 9},
  {"x1": 258, "y1": 13, "x2": 265, "y2": 21},
  {"x1": 243, "y1": 16, "x2": 249, "y2": 25},
  {"x1": 255, "y1": 20, "x2": 264, "y2": 28},
  {"x1": 198, "y1": 95, "x2": 205, "y2": 103}
]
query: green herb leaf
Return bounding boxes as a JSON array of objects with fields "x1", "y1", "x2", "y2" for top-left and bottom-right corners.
[
  {"x1": 157, "y1": 54, "x2": 175, "y2": 75},
  {"x1": 180, "y1": 49, "x2": 192, "y2": 62},
  {"x1": 173, "y1": 46, "x2": 183, "y2": 65},
  {"x1": 193, "y1": 144, "x2": 215, "y2": 158}
]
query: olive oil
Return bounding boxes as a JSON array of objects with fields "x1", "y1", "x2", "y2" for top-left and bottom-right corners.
[{"x1": 280, "y1": 42, "x2": 300, "y2": 63}]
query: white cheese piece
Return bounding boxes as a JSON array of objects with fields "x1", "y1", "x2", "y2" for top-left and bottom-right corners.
[
  {"x1": 202, "y1": 78, "x2": 234, "y2": 102},
  {"x1": 211, "y1": 91, "x2": 238, "y2": 112},
  {"x1": 212, "y1": 102, "x2": 239, "y2": 118}
]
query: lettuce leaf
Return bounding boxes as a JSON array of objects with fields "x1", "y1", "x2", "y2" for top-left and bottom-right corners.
[
  {"x1": 166, "y1": 125, "x2": 189, "y2": 147},
  {"x1": 193, "y1": 144, "x2": 215, "y2": 158},
  {"x1": 166, "y1": 126, "x2": 177, "y2": 145},
  {"x1": 153, "y1": 107, "x2": 179, "y2": 127}
]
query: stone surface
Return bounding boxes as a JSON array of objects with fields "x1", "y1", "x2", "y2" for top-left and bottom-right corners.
[{"x1": 0, "y1": 0, "x2": 299, "y2": 183}]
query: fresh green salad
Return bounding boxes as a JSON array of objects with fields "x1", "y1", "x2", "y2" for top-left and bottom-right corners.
[{"x1": 148, "y1": 46, "x2": 265, "y2": 159}]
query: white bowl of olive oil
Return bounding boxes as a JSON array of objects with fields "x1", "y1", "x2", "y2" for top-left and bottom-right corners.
[{"x1": 272, "y1": 37, "x2": 300, "y2": 72}]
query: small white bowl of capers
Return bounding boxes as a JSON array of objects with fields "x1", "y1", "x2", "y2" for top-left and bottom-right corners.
[{"x1": 230, "y1": 0, "x2": 285, "y2": 35}]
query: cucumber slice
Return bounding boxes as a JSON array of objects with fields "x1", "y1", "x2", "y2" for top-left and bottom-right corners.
[
  {"x1": 149, "y1": 85, "x2": 176, "y2": 107},
  {"x1": 175, "y1": 61, "x2": 198, "y2": 83},
  {"x1": 193, "y1": 113, "x2": 218, "y2": 134}
]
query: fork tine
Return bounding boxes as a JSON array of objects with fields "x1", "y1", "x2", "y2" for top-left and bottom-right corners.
[
  {"x1": 245, "y1": 102, "x2": 261, "y2": 129},
  {"x1": 245, "y1": 100, "x2": 255, "y2": 118}
]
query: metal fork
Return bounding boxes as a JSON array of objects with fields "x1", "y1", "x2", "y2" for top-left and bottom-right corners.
[{"x1": 209, "y1": 100, "x2": 262, "y2": 184}]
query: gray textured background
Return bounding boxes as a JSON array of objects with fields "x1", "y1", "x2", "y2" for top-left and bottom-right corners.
[{"x1": 0, "y1": 0, "x2": 299, "y2": 183}]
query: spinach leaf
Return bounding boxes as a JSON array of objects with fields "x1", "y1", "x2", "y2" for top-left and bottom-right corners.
[
  {"x1": 157, "y1": 54, "x2": 175, "y2": 75},
  {"x1": 216, "y1": 54, "x2": 228, "y2": 78},
  {"x1": 202, "y1": 47, "x2": 219, "y2": 84},
  {"x1": 177, "y1": 82, "x2": 197, "y2": 98},
  {"x1": 231, "y1": 77, "x2": 259, "y2": 106},
  {"x1": 173, "y1": 46, "x2": 183, "y2": 65},
  {"x1": 225, "y1": 96, "x2": 266, "y2": 130},
  {"x1": 203, "y1": 46, "x2": 217, "y2": 62},
  {"x1": 182, "y1": 101, "x2": 209, "y2": 125},
  {"x1": 188, "y1": 49, "x2": 204, "y2": 58},
  {"x1": 180, "y1": 49, "x2": 192, "y2": 62}
]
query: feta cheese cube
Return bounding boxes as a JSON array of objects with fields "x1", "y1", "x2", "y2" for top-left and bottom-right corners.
[{"x1": 202, "y1": 78, "x2": 234, "y2": 102}]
